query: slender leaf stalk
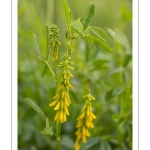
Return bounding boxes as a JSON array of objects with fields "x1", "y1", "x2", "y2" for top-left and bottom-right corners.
[{"x1": 39, "y1": 56, "x2": 56, "y2": 80}]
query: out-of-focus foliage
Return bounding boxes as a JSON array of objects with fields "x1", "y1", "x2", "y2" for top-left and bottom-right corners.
[{"x1": 18, "y1": 0, "x2": 132, "y2": 150}]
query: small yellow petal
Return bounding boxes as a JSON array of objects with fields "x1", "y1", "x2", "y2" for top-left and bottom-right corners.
[
  {"x1": 54, "y1": 111, "x2": 59, "y2": 121},
  {"x1": 75, "y1": 129, "x2": 80, "y2": 135},
  {"x1": 85, "y1": 129, "x2": 90, "y2": 137},
  {"x1": 85, "y1": 119, "x2": 90, "y2": 128},
  {"x1": 59, "y1": 110, "x2": 63, "y2": 121},
  {"x1": 89, "y1": 122, "x2": 94, "y2": 128},
  {"x1": 77, "y1": 111, "x2": 85, "y2": 120},
  {"x1": 64, "y1": 106, "x2": 69, "y2": 115},
  {"x1": 77, "y1": 134, "x2": 82, "y2": 141},
  {"x1": 90, "y1": 112, "x2": 97, "y2": 119},
  {"x1": 54, "y1": 101, "x2": 60, "y2": 110},
  {"x1": 49, "y1": 100, "x2": 57, "y2": 107},
  {"x1": 63, "y1": 112, "x2": 66, "y2": 122},
  {"x1": 62, "y1": 91, "x2": 65, "y2": 99},
  {"x1": 76, "y1": 120, "x2": 83, "y2": 128},
  {"x1": 81, "y1": 135, "x2": 86, "y2": 143},
  {"x1": 74, "y1": 142, "x2": 80, "y2": 150},
  {"x1": 91, "y1": 96, "x2": 95, "y2": 100}
]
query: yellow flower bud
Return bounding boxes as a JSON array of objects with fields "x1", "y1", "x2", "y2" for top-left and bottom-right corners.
[{"x1": 54, "y1": 101, "x2": 60, "y2": 110}]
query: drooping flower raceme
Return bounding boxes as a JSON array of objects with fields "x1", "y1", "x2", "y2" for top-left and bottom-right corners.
[
  {"x1": 74, "y1": 92, "x2": 96, "y2": 150},
  {"x1": 49, "y1": 24, "x2": 61, "y2": 62},
  {"x1": 49, "y1": 53, "x2": 74, "y2": 123}
]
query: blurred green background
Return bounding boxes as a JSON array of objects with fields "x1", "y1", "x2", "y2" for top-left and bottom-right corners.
[{"x1": 18, "y1": 0, "x2": 132, "y2": 150}]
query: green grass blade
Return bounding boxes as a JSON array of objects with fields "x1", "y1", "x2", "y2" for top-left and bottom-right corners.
[
  {"x1": 28, "y1": 31, "x2": 40, "y2": 56},
  {"x1": 62, "y1": 0, "x2": 71, "y2": 27},
  {"x1": 24, "y1": 98, "x2": 46, "y2": 121},
  {"x1": 81, "y1": 4, "x2": 95, "y2": 31}
]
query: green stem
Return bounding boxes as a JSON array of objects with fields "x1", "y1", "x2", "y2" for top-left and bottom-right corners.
[
  {"x1": 54, "y1": 60, "x2": 58, "y2": 80},
  {"x1": 56, "y1": 122, "x2": 61, "y2": 150},
  {"x1": 39, "y1": 56, "x2": 56, "y2": 80}
]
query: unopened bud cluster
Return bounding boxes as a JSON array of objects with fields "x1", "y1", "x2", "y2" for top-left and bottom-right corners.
[{"x1": 49, "y1": 24, "x2": 61, "y2": 62}]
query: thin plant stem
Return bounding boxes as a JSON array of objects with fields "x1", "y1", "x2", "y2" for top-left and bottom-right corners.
[
  {"x1": 54, "y1": 60, "x2": 58, "y2": 80},
  {"x1": 39, "y1": 56, "x2": 56, "y2": 80},
  {"x1": 56, "y1": 122, "x2": 61, "y2": 150}
]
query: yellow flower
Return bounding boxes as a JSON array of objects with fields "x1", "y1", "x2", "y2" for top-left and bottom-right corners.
[
  {"x1": 49, "y1": 54, "x2": 74, "y2": 123},
  {"x1": 74, "y1": 92, "x2": 96, "y2": 150},
  {"x1": 74, "y1": 142, "x2": 80, "y2": 150}
]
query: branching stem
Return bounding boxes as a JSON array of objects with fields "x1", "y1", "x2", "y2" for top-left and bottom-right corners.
[{"x1": 39, "y1": 56, "x2": 56, "y2": 80}]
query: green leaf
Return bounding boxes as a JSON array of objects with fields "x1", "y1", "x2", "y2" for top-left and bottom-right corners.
[
  {"x1": 41, "y1": 117, "x2": 53, "y2": 135},
  {"x1": 122, "y1": 53, "x2": 132, "y2": 67},
  {"x1": 88, "y1": 59, "x2": 108, "y2": 71},
  {"x1": 71, "y1": 20, "x2": 83, "y2": 35},
  {"x1": 86, "y1": 137, "x2": 100, "y2": 149},
  {"x1": 101, "y1": 67, "x2": 124, "y2": 79},
  {"x1": 92, "y1": 36, "x2": 112, "y2": 52},
  {"x1": 24, "y1": 98, "x2": 46, "y2": 121},
  {"x1": 82, "y1": 33, "x2": 93, "y2": 44},
  {"x1": 107, "y1": 28, "x2": 130, "y2": 50},
  {"x1": 62, "y1": 0, "x2": 71, "y2": 27},
  {"x1": 99, "y1": 140, "x2": 112, "y2": 150},
  {"x1": 111, "y1": 114, "x2": 120, "y2": 122},
  {"x1": 105, "y1": 86, "x2": 125, "y2": 101},
  {"x1": 81, "y1": 4, "x2": 95, "y2": 31},
  {"x1": 89, "y1": 26, "x2": 110, "y2": 45},
  {"x1": 118, "y1": 121, "x2": 129, "y2": 134},
  {"x1": 28, "y1": 31, "x2": 40, "y2": 56}
]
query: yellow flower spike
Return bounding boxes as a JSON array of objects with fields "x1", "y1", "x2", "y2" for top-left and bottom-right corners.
[
  {"x1": 74, "y1": 91, "x2": 96, "y2": 150},
  {"x1": 54, "y1": 101, "x2": 60, "y2": 110},
  {"x1": 49, "y1": 53, "x2": 73, "y2": 123}
]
